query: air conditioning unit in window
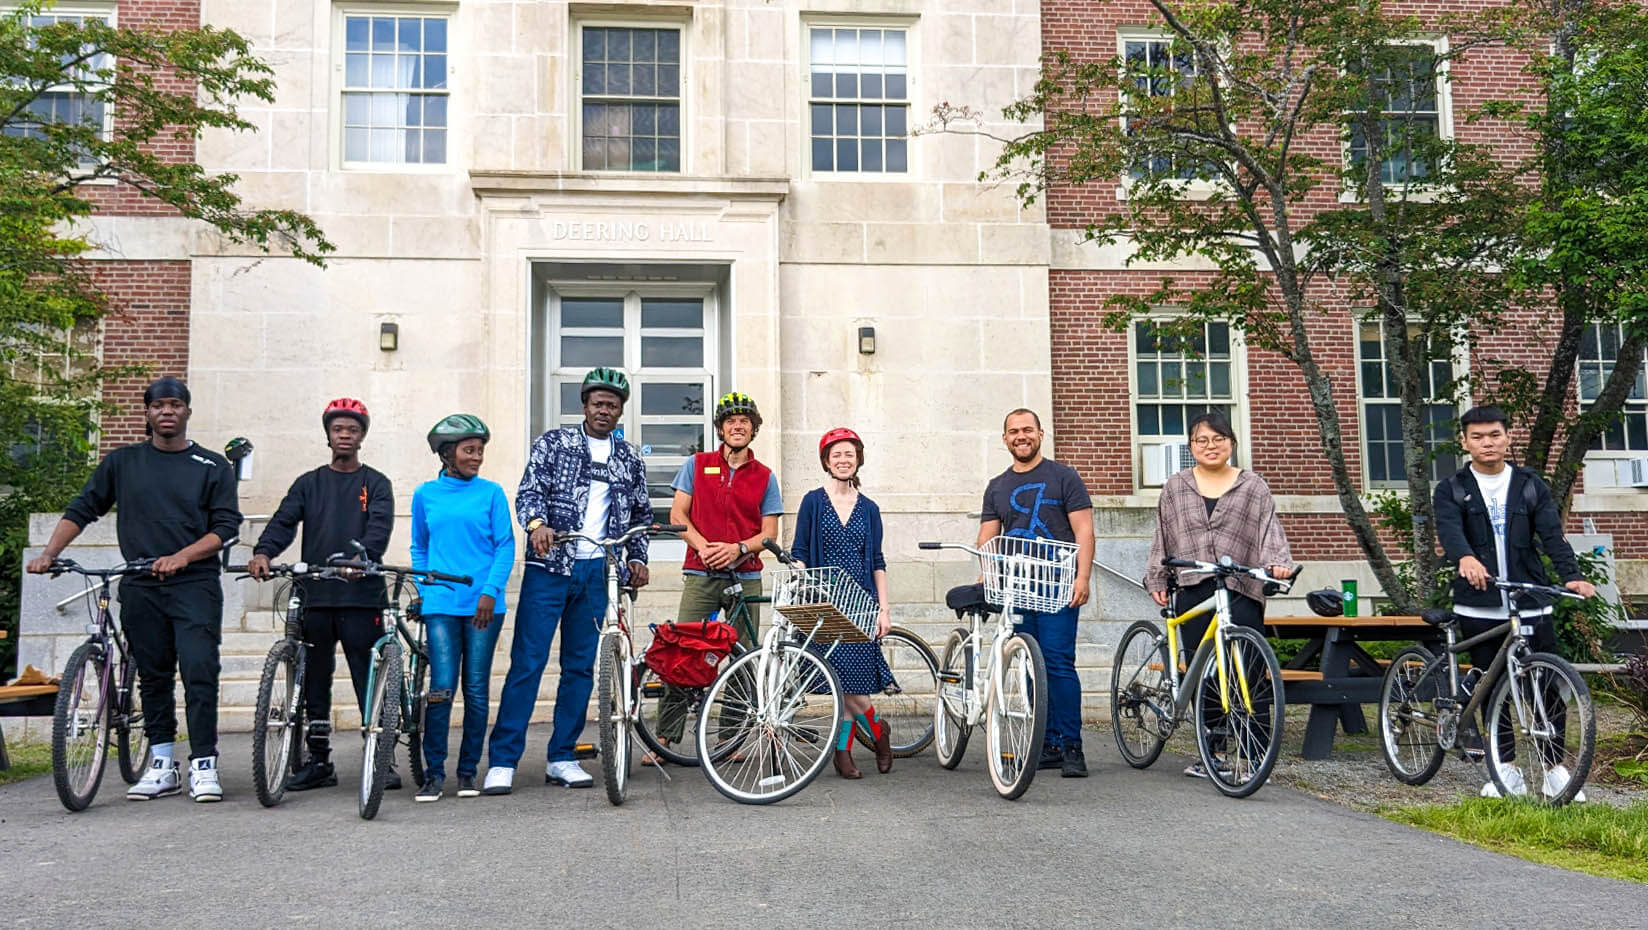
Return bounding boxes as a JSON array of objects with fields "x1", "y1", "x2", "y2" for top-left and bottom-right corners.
[
  {"x1": 1142, "y1": 441, "x2": 1193, "y2": 486},
  {"x1": 1615, "y1": 456, "x2": 1648, "y2": 488}
]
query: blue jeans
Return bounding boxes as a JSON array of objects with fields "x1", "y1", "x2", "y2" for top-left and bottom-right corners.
[
  {"x1": 487, "y1": 559, "x2": 607, "y2": 768},
  {"x1": 1014, "y1": 604, "x2": 1081, "y2": 749},
  {"x1": 421, "y1": 612, "x2": 503, "y2": 780}
]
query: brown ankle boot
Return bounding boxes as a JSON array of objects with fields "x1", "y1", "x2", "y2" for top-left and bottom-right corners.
[
  {"x1": 833, "y1": 747, "x2": 862, "y2": 779},
  {"x1": 873, "y1": 722, "x2": 893, "y2": 774}
]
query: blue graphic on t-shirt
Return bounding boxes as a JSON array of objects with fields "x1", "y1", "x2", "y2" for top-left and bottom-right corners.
[
  {"x1": 1487, "y1": 494, "x2": 1507, "y2": 540},
  {"x1": 1007, "y1": 482, "x2": 1062, "y2": 539}
]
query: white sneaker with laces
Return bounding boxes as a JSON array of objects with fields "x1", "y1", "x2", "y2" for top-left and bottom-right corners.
[
  {"x1": 189, "y1": 756, "x2": 223, "y2": 803},
  {"x1": 1542, "y1": 764, "x2": 1587, "y2": 803},
  {"x1": 127, "y1": 758, "x2": 182, "y2": 800},
  {"x1": 482, "y1": 766, "x2": 514, "y2": 796},
  {"x1": 1480, "y1": 761, "x2": 1528, "y2": 798},
  {"x1": 546, "y1": 760, "x2": 594, "y2": 788}
]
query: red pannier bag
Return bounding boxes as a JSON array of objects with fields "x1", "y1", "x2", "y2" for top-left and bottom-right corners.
[{"x1": 644, "y1": 620, "x2": 739, "y2": 688}]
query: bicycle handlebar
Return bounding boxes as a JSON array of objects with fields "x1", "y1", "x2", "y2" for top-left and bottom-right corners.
[
  {"x1": 326, "y1": 554, "x2": 473, "y2": 587},
  {"x1": 546, "y1": 522, "x2": 683, "y2": 550},
  {"x1": 761, "y1": 537, "x2": 795, "y2": 565},
  {"x1": 48, "y1": 558, "x2": 156, "y2": 579},
  {"x1": 226, "y1": 561, "x2": 349, "y2": 581},
  {"x1": 1489, "y1": 576, "x2": 1586, "y2": 601},
  {"x1": 1162, "y1": 554, "x2": 1299, "y2": 591}
]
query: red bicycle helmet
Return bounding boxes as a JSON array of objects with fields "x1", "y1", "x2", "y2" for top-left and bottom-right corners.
[
  {"x1": 818, "y1": 427, "x2": 865, "y2": 469},
  {"x1": 322, "y1": 397, "x2": 370, "y2": 434}
]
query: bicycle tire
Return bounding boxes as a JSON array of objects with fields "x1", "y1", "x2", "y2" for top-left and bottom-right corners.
[
  {"x1": 635, "y1": 642, "x2": 749, "y2": 767},
  {"x1": 933, "y1": 628, "x2": 972, "y2": 770},
  {"x1": 252, "y1": 640, "x2": 301, "y2": 807},
  {"x1": 1485, "y1": 651, "x2": 1595, "y2": 806},
  {"x1": 1193, "y1": 625, "x2": 1284, "y2": 799},
  {"x1": 405, "y1": 647, "x2": 427, "y2": 790},
  {"x1": 51, "y1": 642, "x2": 110, "y2": 812},
  {"x1": 1377, "y1": 646, "x2": 1447, "y2": 786},
  {"x1": 852, "y1": 627, "x2": 939, "y2": 758},
  {"x1": 115, "y1": 657, "x2": 150, "y2": 784},
  {"x1": 597, "y1": 630, "x2": 632, "y2": 805},
  {"x1": 359, "y1": 641, "x2": 403, "y2": 820},
  {"x1": 698, "y1": 643, "x2": 843, "y2": 804},
  {"x1": 986, "y1": 633, "x2": 1047, "y2": 800},
  {"x1": 1110, "y1": 619, "x2": 1171, "y2": 769}
]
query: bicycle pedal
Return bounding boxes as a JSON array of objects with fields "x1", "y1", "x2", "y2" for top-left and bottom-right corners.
[
  {"x1": 757, "y1": 775, "x2": 786, "y2": 788},
  {"x1": 573, "y1": 743, "x2": 599, "y2": 760},
  {"x1": 938, "y1": 672, "x2": 964, "y2": 684},
  {"x1": 641, "y1": 682, "x2": 665, "y2": 698}
]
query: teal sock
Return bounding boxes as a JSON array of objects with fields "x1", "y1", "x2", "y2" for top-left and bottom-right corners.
[{"x1": 836, "y1": 722, "x2": 852, "y2": 751}]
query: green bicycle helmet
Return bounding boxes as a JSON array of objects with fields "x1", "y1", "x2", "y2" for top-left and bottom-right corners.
[
  {"x1": 580, "y1": 367, "x2": 630, "y2": 402},
  {"x1": 427, "y1": 413, "x2": 491, "y2": 454},
  {"x1": 714, "y1": 391, "x2": 762, "y2": 429}
]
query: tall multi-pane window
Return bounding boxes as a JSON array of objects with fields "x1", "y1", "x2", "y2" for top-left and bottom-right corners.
[
  {"x1": 808, "y1": 26, "x2": 908, "y2": 173},
  {"x1": 1347, "y1": 44, "x2": 1444, "y2": 185},
  {"x1": 549, "y1": 291, "x2": 714, "y2": 522},
  {"x1": 1134, "y1": 320, "x2": 1236, "y2": 483},
  {"x1": 3, "y1": 8, "x2": 114, "y2": 162},
  {"x1": 1120, "y1": 34, "x2": 1206, "y2": 181},
  {"x1": 1358, "y1": 322, "x2": 1458, "y2": 485},
  {"x1": 1578, "y1": 323, "x2": 1648, "y2": 451},
  {"x1": 340, "y1": 13, "x2": 448, "y2": 166},
  {"x1": 580, "y1": 26, "x2": 682, "y2": 172}
]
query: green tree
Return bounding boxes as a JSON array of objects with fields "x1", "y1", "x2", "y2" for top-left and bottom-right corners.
[{"x1": 0, "y1": 0, "x2": 331, "y2": 677}]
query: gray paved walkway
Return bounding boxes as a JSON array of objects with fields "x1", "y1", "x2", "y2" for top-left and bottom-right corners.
[{"x1": 1, "y1": 726, "x2": 1641, "y2": 928}]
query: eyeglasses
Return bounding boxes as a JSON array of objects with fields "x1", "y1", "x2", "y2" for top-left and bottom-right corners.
[{"x1": 1190, "y1": 435, "x2": 1231, "y2": 447}]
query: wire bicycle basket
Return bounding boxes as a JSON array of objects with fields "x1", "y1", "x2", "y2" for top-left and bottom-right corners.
[
  {"x1": 770, "y1": 565, "x2": 879, "y2": 643},
  {"x1": 978, "y1": 535, "x2": 1079, "y2": 614}
]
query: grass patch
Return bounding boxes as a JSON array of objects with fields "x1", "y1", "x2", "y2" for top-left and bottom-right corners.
[
  {"x1": 1385, "y1": 797, "x2": 1648, "y2": 883},
  {"x1": 0, "y1": 739, "x2": 51, "y2": 787}
]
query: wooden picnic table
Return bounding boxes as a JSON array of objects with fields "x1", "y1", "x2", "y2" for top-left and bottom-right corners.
[
  {"x1": 0, "y1": 684, "x2": 57, "y2": 771},
  {"x1": 1264, "y1": 614, "x2": 1439, "y2": 760}
]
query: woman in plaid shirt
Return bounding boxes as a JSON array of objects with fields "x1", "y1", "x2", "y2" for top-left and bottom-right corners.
[{"x1": 1143, "y1": 411, "x2": 1293, "y2": 777}]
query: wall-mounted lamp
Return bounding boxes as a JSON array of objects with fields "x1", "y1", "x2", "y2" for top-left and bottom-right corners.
[
  {"x1": 379, "y1": 321, "x2": 400, "y2": 352},
  {"x1": 858, "y1": 325, "x2": 876, "y2": 355}
]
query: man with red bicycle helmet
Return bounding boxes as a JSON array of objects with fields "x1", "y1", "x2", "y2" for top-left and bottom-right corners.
[{"x1": 250, "y1": 397, "x2": 396, "y2": 791}]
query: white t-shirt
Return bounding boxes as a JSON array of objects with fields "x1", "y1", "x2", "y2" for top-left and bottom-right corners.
[
  {"x1": 1455, "y1": 465, "x2": 1548, "y2": 619},
  {"x1": 576, "y1": 435, "x2": 613, "y2": 559}
]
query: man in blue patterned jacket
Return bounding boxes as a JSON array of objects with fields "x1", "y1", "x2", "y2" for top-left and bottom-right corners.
[{"x1": 482, "y1": 367, "x2": 653, "y2": 794}]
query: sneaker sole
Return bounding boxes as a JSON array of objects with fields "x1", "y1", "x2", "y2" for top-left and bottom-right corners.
[
  {"x1": 286, "y1": 779, "x2": 338, "y2": 791},
  {"x1": 481, "y1": 786, "x2": 512, "y2": 796},
  {"x1": 1062, "y1": 769, "x2": 1089, "y2": 778},
  {"x1": 546, "y1": 777, "x2": 594, "y2": 788},
  {"x1": 415, "y1": 796, "x2": 442, "y2": 803},
  {"x1": 127, "y1": 787, "x2": 183, "y2": 800},
  {"x1": 456, "y1": 789, "x2": 480, "y2": 798},
  {"x1": 192, "y1": 793, "x2": 223, "y2": 803}
]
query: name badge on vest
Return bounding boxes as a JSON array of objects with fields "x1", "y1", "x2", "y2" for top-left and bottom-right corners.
[{"x1": 703, "y1": 466, "x2": 721, "y2": 475}]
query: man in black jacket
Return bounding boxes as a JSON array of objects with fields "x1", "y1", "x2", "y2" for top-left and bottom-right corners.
[
  {"x1": 250, "y1": 398, "x2": 394, "y2": 790},
  {"x1": 29, "y1": 376, "x2": 242, "y2": 803},
  {"x1": 1433, "y1": 405, "x2": 1594, "y2": 798}
]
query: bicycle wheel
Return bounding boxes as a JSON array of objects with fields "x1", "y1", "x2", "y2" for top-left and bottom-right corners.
[
  {"x1": 404, "y1": 647, "x2": 427, "y2": 789},
  {"x1": 698, "y1": 643, "x2": 843, "y2": 804},
  {"x1": 1193, "y1": 625, "x2": 1284, "y2": 799},
  {"x1": 635, "y1": 642, "x2": 748, "y2": 767},
  {"x1": 252, "y1": 640, "x2": 301, "y2": 807},
  {"x1": 933, "y1": 628, "x2": 972, "y2": 769},
  {"x1": 115, "y1": 657, "x2": 150, "y2": 785},
  {"x1": 986, "y1": 633, "x2": 1048, "y2": 800},
  {"x1": 359, "y1": 641, "x2": 403, "y2": 820},
  {"x1": 1110, "y1": 619, "x2": 1171, "y2": 769},
  {"x1": 1377, "y1": 646, "x2": 1447, "y2": 786},
  {"x1": 1485, "y1": 651, "x2": 1595, "y2": 806},
  {"x1": 52, "y1": 642, "x2": 110, "y2": 812},
  {"x1": 853, "y1": 627, "x2": 939, "y2": 757},
  {"x1": 597, "y1": 630, "x2": 632, "y2": 805}
]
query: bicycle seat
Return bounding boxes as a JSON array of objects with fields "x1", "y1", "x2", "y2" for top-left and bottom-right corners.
[
  {"x1": 945, "y1": 583, "x2": 1000, "y2": 616},
  {"x1": 1421, "y1": 608, "x2": 1456, "y2": 627}
]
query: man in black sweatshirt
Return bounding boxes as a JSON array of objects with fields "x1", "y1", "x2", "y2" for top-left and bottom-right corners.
[
  {"x1": 29, "y1": 376, "x2": 242, "y2": 803},
  {"x1": 249, "y1": 397, "x2": 394, "y2": 790}
]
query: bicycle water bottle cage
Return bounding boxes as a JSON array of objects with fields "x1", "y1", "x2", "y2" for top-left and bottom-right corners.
[{"x1": 945, "y1": 583, "x2": 999, "y2": 618}]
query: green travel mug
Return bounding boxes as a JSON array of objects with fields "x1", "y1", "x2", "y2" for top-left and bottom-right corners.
[{"x1": 1341, "y1": 579, "x2": 1358, "y2": 618}]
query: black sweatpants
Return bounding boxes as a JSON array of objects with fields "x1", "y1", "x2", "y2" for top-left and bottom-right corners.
[
  {"x1": 302, "y1": 607, "x2": 381, "y2": 755},
  {"x1": 120, "y1": 577, "x2": 223, "y2": 760}
]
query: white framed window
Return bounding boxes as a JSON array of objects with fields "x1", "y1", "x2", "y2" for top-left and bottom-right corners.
[
  {"x1": 545, "y1": 287, "x2": 718, "y2": 523},
  {"x1": 807, "y1": 24, "x2": 910, "y2": 174},
  {"x1": 1356, "y1": 321, "x2": 1460, "y2": 486},
  {"x1": 2, "y1": 4, "x2": 117, "y2": 166},
  {"x1": 336, "y1": 8, "x2": 450, "y2": 168},
  {"x1": 576, "y1": 24, "x2": 683, "y2": 172},
  {"x1": 1345, "y1": 40, "x2": 1451, "y2": 186},
  {"x1": 1132, "y1": 319, "x2": 1239, "y2": 487},
  {"x1": 1579, "y1": 322, "x2": 1648, "y2": 452},
  {"x1": 1117, "y1": 29, "x2": 1217, "y2": 183}
]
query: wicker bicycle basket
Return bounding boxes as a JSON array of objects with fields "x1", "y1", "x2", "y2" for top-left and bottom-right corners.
[
  {"x1": 770, "y1": 565, "x2": 879, "y2": 644},
  {"x1": 978, "y1": 535, "x2": 1080, "y2": 614}
]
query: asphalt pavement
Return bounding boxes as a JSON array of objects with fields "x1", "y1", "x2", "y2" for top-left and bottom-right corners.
[{"x1": 2, "y1": 726, "x2": 1642, "y2": 928}]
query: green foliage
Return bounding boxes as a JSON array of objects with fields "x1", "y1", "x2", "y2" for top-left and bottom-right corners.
[
  {"x1": 1386, "y1": 798, "x2": 1648, "y2": 883},
  {"x1": 0, "y1": 737, "x2": 51, "y2": 786}
]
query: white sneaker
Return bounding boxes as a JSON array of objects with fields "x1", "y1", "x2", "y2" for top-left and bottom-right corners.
[
  {"x1": 127, "y1": 758, "x2": 182, "y2": 800},
  {"x1": 546, "y1": 760, "x2": 594, "y2": 788},
  {"x1": 1481, "y1": 761, "x2": 1528, "y2": 798},
  {"x1": 1542, "y1": 764, "x2": 1588, "y2": 803},
  {"x1": 189, "y1": 756, "x2": 223, "y2": 803},
  {"x1": 482, "y1": 766, "x2": 514, "y2": 796}
]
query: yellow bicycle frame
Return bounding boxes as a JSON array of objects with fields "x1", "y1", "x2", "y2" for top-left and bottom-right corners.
[{"x1": 1162, "y1": 585, "x2": 1257, "y2": 714}]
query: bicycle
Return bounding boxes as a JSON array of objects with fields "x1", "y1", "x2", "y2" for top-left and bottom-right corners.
[
  {"x1": 696, "y1": 540, "x2": 858, "y2": 804},
  {"x1": 1377, "y1": 577, "x2": 1594, "y2": 805},
  {"x1": 228, "y1": 560, "x2": 353, "y2": 808},
  {"x1": 1109, "y1": 556, "x2": 1296, "y2": 799},
  {"x1": 328, "y1": 543, "x2": 470, "y2": 820},
  {"x1": 919, "y1": 535, "x2": 1073, "y2": 800},
  {"x1": 44, "y1": 558, "x2": 155, "y2": 811}
]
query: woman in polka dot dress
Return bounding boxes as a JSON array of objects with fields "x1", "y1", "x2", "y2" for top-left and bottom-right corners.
[{"x1": 790, "y1": 428, "x2": 894, "y2": 779}]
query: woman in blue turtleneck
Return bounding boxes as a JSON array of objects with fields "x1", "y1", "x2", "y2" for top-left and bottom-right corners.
[{"x1": 410, "y1": 414, "x2": 515, "y2": 802}]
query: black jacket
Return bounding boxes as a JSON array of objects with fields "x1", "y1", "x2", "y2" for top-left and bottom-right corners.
[
  {"x1": 1432, "y1": 463, "x2": 1581, "y2": 611},
  {"x1": 254, "y1": 465, "x2": 393, "y2": 609}
]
